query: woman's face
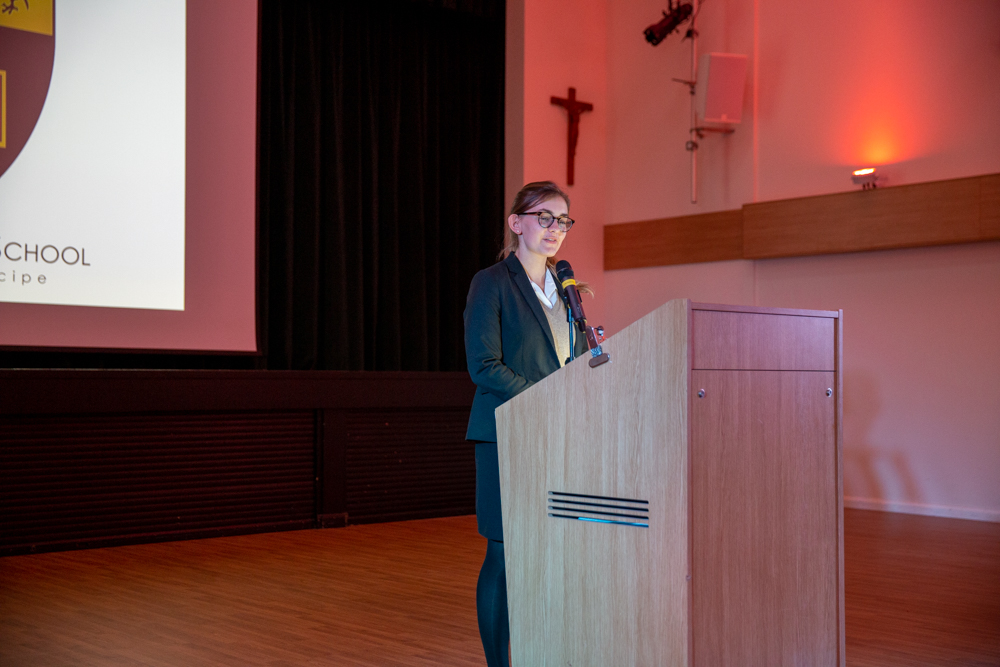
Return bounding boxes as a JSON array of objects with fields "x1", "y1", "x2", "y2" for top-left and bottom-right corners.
[{"x1": 508, "y1": 196, "x2": 569, "y2": 260}]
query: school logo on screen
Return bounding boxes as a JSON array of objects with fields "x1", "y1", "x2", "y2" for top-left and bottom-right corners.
[{"x1": 0, "y1": 0, "x2": 55, "y2": 179}]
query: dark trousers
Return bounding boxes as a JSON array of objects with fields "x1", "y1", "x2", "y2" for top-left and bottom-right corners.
[
  {"x1": 477, "y1": 538, "x2": 509, "y2": 667},
  {"x1": 475, "y1": 442, "x2": 509, "y2": 666}
]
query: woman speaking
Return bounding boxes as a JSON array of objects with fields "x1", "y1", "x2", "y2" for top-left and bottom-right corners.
[{"x1": 463, "y1": 181, "x2": 590, "y2": 666}]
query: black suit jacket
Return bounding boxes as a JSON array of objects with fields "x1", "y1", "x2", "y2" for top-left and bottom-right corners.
[{"x1": 464, "y1": 253, "x2": 588, "y2": 442}]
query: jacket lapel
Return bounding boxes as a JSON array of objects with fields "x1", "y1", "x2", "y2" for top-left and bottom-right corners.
[{"x1": 505, "y1": 253, "x2": 558, "y2": 360}]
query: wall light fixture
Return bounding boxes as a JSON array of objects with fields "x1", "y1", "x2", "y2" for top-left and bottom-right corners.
[{"x1": 851, "y1": 168, "x2": 880, "y2": 190}]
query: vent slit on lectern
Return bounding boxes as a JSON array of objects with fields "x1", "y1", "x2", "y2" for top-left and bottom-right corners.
[{"x1": 547, "y1": 491, "x2": 649, "y2": 528}]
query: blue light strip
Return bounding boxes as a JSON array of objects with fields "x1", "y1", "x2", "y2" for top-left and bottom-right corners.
[
  {"x1": 548, "y1": 513, "x2": 649, "y2": 528},
  {"x1": 547, "y1": 505, "x2": 649, "y2": 520}
]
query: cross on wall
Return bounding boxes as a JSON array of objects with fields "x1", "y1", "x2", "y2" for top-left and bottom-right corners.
[{"x1": 550, "y1": 87, "x2": 593, "y2": 186}]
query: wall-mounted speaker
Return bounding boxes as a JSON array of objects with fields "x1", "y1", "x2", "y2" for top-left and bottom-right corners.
[{"x1": 696, "y1": 53, "x2": 748, "y2": 124}]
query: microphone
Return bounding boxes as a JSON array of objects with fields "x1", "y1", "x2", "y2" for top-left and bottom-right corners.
[
  {"x1": 555, "y1": 259, "x2": 611, "y2": 367},
  {"x1": 555, "y1": 260, "x2": 587, "y2": 333}
]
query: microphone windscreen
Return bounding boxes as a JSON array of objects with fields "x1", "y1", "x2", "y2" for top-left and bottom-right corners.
[{"x1": 555, "y1": 260, "x2": 574, "y2": 282}]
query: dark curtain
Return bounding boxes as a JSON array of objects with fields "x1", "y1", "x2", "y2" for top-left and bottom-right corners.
[
  {"x1": 258, "y1": 0, "x2": 506, "y2": 371},
  {"x1": 0, "y1": 0, "x2": 505, "y2": 370}
]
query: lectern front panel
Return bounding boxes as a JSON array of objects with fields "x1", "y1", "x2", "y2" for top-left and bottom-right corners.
[
  {"x1": 497, "y1": 299, "x2": 691, "y2": 666},
  {"x1": 691, "y1": 369, "x2": 839, "y2": 665}
]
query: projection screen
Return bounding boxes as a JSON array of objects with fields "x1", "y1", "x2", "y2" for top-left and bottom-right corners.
[{"x1": 0, "y1": 0, "x2": 257, "y2": 352}]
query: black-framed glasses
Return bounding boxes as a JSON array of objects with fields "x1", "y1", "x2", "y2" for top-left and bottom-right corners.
[{"x1": 522, "y1": 211, "x2": 574, "y2": 232}]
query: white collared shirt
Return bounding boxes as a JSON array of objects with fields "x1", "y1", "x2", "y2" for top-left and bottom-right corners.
[{"x1": 530, "y1": 269, "x2": 559, "y2": 309}]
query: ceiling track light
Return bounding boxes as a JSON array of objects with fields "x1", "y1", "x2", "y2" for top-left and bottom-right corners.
[{"x1": 644, "y1": 1, "x2": 694, "y2": 47}]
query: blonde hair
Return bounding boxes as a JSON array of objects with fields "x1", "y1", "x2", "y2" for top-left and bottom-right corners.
[{"x1": 501, "y1": 181, "x2": 593, "y2": 295}]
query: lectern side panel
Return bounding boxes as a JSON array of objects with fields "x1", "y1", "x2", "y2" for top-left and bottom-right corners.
[
  {"x1": 692, "y1": 310, "x2": 835, "y2": 371},
  {"x1": 691, "y1": 370, "x2": 839, "y2": 667},
  {"x1": 497, "y1": 298, "x2": 691, "y2": 667}
]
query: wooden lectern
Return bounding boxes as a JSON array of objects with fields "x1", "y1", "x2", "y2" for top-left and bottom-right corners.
[{"x1": 496, "y1": 300, "x2": 844, "y2": 666}]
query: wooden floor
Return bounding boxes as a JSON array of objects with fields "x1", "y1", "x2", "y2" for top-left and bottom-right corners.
[
  {"x1": 844, "y1": 510, "x2": 1000, "y2": 667},
  {"x1": 1, "y1": 509, "x2": 997, "y2": 666}
]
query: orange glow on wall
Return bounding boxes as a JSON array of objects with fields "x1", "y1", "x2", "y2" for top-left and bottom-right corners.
[
  {"x1": 833, "y1": 96, "x2": 927, "y2": 167},
  {"x1": 819, "y1": 2, "x2": 947, "y2": 169},
  {"x1": 859, "y1": 135, "x2": 901, "y2": 165}
]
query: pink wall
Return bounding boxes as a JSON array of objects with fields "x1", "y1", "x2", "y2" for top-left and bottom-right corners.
[
  {"x1": 513, "y1": 0, "x2": 1000, "y2": 520},
  {"x1": 756, "y1": 0, "x2": 1000, "y2": 201},
  {"x1": 602, "y1": 244, "x2": 1000, "y2": 521},
  {"x1": 513, "y1": 0, "x2": 607, "y2": 327},
  {"x1": 604, "y1": 0, "x2": 1000, "y2": 216},
  {"x1": 758, "y1": 243, "x2": 1000, "y2": 521},
  {"x1": 606, "y1": 0, "x2": 756, "y2": 218}
]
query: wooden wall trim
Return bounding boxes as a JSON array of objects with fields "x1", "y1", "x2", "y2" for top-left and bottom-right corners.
[
  {"x1": 982, "y1": 174, "x2": 1000, "y2": 238},
  {"x1": 604, "y1": 173, "x2": 1000, "y2": 269},
  {"x1": 743, "y1": 174, "x2": 994, "y2": 259},
  {"x1": 604, "y1": 209, "x2": 743, "y2": 270}
]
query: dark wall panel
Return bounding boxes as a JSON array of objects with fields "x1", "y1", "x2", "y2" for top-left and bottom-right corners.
[
  {"x1": 344, "y1": 408, "x2": 475, "y2": 524},
  {"x1": 1, "y1": 411, "x2": 316, "y2": 554},
  {"x1": 0, "y1": 371, "x2": 476, "y2": 556}
]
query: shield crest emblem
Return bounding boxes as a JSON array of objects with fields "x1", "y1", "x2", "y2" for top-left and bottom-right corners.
[{"x1": 0, "y1": 0, "x2": 55, "y2": 179}]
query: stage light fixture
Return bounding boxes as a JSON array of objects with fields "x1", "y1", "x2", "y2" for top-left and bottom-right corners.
[
  {"x1": 644, "y1": 1, "x2": 694, "y2": 46},
  {"x1": 851, "y1": 167, "x2": 879, "y2": 190}
]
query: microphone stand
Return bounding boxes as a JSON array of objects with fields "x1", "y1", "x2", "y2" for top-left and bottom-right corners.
[
  {"x1": 566, "y1": 307, "x2": 576, "y2": 365},
  {"x1": 561, "y1": 287, "x2": 610, "y2": 368}
]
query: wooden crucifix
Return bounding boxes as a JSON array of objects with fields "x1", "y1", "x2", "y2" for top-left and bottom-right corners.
[{"x1": 550, "y1": 87, "x2": 593, "y2": 186}]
